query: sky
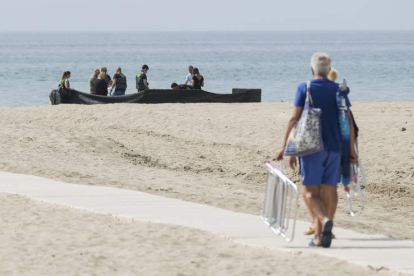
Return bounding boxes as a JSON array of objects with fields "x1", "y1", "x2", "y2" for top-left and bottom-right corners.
[{"x1": 0, "y1": 0, "x2": 413, "y2": 32}]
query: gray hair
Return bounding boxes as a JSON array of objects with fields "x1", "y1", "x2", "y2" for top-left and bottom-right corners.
[{"x1": 311, "y1": 53, "x2": 331, "y2": 76}]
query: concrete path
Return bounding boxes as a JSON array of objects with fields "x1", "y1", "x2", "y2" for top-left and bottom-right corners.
[{"x1": 1, "y1": 171, "x2": 413, "y2": 275}]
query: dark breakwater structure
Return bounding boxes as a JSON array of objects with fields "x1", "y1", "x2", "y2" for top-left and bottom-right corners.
[{"x1": 49, "y1": 89, "x2": 261, "y2": 105}]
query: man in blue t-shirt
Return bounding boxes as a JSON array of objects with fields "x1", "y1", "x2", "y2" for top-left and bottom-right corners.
[{"x1": 276, "y1": 53, "x2": 357, "y2": 248}]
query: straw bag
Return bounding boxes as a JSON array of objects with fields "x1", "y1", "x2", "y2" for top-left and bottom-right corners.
[{"x1": 284, "y1": 81, "x2": 324, "y2": 157}]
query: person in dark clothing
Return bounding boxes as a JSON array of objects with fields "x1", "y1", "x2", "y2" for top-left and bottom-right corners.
[
  {"x1": 95, "y1": 72, "x2": 108, "y2": 96},
  {"x1": 101, "y1": 67, "x2": 112, "y2": 86},
  {"x1": 59, "y1": 71, "x2": 73, "y2": 103},
  {"x1": 89, "y1": 68, "x2": 100, "y2": 94},
  {"x1": 110, "y1": 67, "x2": 127, "y2": 96},
  {"x1": 171, "y1": 83, "x2": 193, "y2": 90},
  {"x1": 136, "y1": 64, "x2": 149, "y2": 92},
  {"x1": 350, "y1": 110, "x2": 359, "y2": 141},
  {"x1": 191, "y1": 68, "x2": 204, "y2": 89}
]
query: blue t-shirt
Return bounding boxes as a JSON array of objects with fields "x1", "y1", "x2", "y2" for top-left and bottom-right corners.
[{"x1": 294, "y1": 78, "x2": 351, "y2": 153}]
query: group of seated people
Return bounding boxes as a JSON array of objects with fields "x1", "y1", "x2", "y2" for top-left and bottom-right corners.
[{"x1": 171, "y1": 65, "x2": 204, "y2": 90}]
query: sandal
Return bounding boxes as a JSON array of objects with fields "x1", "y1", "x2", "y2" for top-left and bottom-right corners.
[
  {"x1": 309, "y1": 240, "x2": 321, "y2": 247},
  {"x1": 304, "y1": 226, "x2": 335, "y2": 238},
  {"x1": 304, "y1": 227, "x2": 315, "y2": 235},
  {"x1": 321, "y1": 220, "x2": 334, "y2": 248}
]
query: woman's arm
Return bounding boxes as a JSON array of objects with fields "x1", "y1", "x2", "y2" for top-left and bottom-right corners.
[
  {"x1": 191, "y1": 79, "x2": 195, "y2": 87},
  {"x1": 201, "y1": 78, "x2": 204, "y2": 87},
  {"x1": 64, "y1": 79, "x2": 72, "y2": 91},
  {"x1": 348, "y1": 109, "x2": 358, "y2": 164}
]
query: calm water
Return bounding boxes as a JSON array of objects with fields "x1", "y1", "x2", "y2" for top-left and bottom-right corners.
[{"x1": 0, "y1": 31, "x2": 414, "y2": 107}]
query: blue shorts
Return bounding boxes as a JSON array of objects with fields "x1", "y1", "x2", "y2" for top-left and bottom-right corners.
[{"x1": 300, "y1": 151, "x2": 341, "y2": 186}]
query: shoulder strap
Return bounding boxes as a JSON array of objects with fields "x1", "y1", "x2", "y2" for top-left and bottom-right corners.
[{"x1": 305, "y1": 81, "x2": 314, "y2": 108}]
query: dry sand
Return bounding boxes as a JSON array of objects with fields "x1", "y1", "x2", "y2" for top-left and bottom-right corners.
[
  {"x1": 0, "y1": 101, "x2": 413, "y2": 274},
  {"x1": 0, "y1": 193, "x2": 397, "y2": 276},
  {"x1": 0, "y1": 102, "x2": 413, "y2": 240}
]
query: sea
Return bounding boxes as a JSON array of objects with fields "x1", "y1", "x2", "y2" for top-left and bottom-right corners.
[{"x1": 0, "y1": 31, "x2": 414, "y2": 107}]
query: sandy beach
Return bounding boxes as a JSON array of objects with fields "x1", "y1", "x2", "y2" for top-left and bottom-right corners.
[{"x1": 0, "y1": 102, "x2": 413, "y2": 274}]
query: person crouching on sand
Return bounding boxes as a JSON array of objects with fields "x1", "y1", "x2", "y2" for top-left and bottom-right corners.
[
  {"x1": 276, "y1": 53, "x2": 357, "y2": 248},
  {"x1": 171, "y1": 83, "x2": 193, "y2": 90}
]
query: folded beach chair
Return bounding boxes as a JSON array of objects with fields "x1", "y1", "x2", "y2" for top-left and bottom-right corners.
[{"x1": 260, "y1": 161, "x2": 299, "y2": 242}]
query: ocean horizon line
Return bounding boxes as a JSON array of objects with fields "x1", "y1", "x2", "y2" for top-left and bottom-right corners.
[{"x1": 1, "y1": 29, "x2": 414, "y2": 34}]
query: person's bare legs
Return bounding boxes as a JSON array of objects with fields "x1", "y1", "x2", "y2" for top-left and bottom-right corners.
[
  {"x1": 301, "y1": 182, "x2": 317, "y2": 232},
  {"x1": 302, "y1": 185, "x2": 330, "y2": 245},
  {"x1": 319, "y1": 184, "x2": 338, "y2": 221}
]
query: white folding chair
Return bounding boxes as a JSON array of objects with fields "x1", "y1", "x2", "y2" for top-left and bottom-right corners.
[{"x1": 260, "y1": 161, "x2": 299, "y2": 242}]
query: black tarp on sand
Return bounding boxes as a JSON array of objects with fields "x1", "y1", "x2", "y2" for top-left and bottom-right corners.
[{"x1": 49, "y1": 89, "x2": 261, "y2": 105}]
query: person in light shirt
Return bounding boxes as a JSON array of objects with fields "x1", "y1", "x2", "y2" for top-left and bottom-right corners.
[{"x1": 184, "y1": 65, "x2": 193, "y2": 85}]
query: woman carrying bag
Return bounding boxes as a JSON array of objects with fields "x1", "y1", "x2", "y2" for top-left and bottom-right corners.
[
  {"x1": 275, "y1": 53, "x2": 357, "y2": 248},
  {"x1": 59, "y1": 71, "x2": 73, "y2": 104}
]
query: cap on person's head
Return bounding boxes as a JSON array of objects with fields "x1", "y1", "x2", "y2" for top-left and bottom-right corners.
[
  {"x1": 171, "y1": 83, "x2": 178, "y2": 89},
  {"x1": 142, "y1": 64, "x2": 149, "y2": 70}
]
